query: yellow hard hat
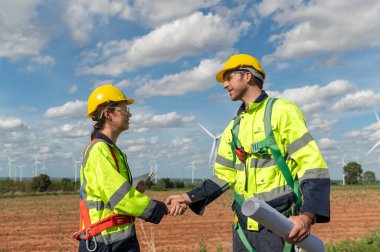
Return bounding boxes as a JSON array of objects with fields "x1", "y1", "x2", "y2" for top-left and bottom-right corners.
[
  {"x1": 87, "y1": 84, "x2": 134, "y2": 117},
  {"x1": 216, "y1": 54, "x2": 266, "y2": 83}
]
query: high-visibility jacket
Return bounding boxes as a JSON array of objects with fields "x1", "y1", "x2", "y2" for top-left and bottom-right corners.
[
  {"x1": 187, "y1": 91, "x2": 330, "y2": 231},
  {"x1": 79, "y1": 133, "x2": 157, "y2": 244}
]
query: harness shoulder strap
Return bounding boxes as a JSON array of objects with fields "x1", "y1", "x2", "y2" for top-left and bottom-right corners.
[{"x1": 264, "y1": 98, "x2": 302, "y2": 208}]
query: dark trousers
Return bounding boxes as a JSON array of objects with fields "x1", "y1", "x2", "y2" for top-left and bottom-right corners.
[
  {"x1": 79, "y1": 235, "x2": 140, "y2": 252},
  {"x1": 233, "y1": 224, "x2": 295, "y2": 252}
]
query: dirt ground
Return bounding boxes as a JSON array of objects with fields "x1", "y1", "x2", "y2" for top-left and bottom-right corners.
[{"x1": 0, "y1": 188, "x2": 379, "y2": 251}]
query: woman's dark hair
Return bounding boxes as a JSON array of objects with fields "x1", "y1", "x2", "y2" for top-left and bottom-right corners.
[{"x1": 90, "y1": 102, "x2": 118, "y2": 140}]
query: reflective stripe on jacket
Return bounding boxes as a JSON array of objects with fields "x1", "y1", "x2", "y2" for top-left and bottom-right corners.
[{"x1": 80, "y1": 137, "x2": 156, "y2": 244}]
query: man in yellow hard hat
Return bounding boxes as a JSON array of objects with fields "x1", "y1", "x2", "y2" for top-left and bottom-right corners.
[{"x1": 166, "y1": 54, "x2": 330, "y2": 252}]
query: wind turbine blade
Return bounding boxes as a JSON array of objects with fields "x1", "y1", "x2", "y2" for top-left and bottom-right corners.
[
  {"x1": 375, "y1": 111, "x2": 380, "y2": 125},
  {"x1": 366, "y1": 139, "x2": 380, "y2": 156},
  {"x1": 198, "y1": 123, "x2": 215, "y2": 138}
]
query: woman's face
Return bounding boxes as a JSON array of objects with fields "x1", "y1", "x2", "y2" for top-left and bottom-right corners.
[{"x1": 107, "y1": 102, "x2": 132, "y2": 132}]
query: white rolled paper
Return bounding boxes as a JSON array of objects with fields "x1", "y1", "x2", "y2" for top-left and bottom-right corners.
[{"x1": 241, "y1": 197, "x2": 324, "y2": 252}]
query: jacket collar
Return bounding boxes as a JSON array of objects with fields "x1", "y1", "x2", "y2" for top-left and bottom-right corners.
[
  {"x1": 237, "y1": 90, "x2": 269, "y2": 115},
  {"x1": 94, "y1": 131, "x2": 115, "y2": 146}
]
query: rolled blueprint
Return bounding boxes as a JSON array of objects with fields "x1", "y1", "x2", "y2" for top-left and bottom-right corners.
[{"x1": 241, "y1": 197, "x2": 324, "y2": 252}]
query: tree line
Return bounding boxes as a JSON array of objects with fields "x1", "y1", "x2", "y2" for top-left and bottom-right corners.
[
  {"x1": 343, "y1": 161, "x2": 377, "y2": 185},
  {"x1": 0, "y1": 175, "x2": 198, "y2": 197}
]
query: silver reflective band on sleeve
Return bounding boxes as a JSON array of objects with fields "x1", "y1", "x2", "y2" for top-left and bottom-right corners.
[
  {"x1": 210, "y1": 175, "x2": 230, "y2": 192},
  {"x1": 299, "y1": 168, "x2": 330, "y2": 182},
  {"x1": 105, "y1": 180, "x2": 132, "y2": 210},
  {"x1": 254, "y1": 185, "x2": 294, "y2": 202},
  {"x1": 138, "y1": 200, "x2": 157, "y2": 220},
  {"x1": 286, "y1": 132, "x2": 313, "y2": 156},
  {"x1": 215, "y1": 154, "x2": 234, "y2": 168}
]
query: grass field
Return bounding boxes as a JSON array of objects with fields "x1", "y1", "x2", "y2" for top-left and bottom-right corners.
[{"x1": 0, "y1": 186, "x2": 379, "y2": 251}]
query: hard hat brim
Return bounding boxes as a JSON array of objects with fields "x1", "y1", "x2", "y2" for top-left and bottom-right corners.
[{"x1": 216, "y1": 68, "x2": 228, "y2": 83}]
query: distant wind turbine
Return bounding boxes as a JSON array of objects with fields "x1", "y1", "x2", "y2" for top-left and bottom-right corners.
[
  {"x1": 72, "y1": 157, "x2": 82, "y2": 183},
  {"x1": 41, "y1": 158, "x2": 47, "y2": 175},
  {"x1": 7, "y1": 157, "x2": 15, "y2": 180},
  {"x1": 366, "y1": 110, "x2": 380, "y2": 156},
  {"x1": 150, "y1": 160, "x2": 160, "y2": 183},
  {"x1": 198, "y1": 123, "x2": 222, "y2": 175},
  {"x1": 32, "y1": 157, "x2": 41, "y2": 177},
  {"x1": 18, "y1": 164, "x2": 25, "y2": 181},
  {"x1": 337, "y1": 154, "x2": 346, "y2": 185},
  {"x1": 189, "y1": 161, "x2": 196, "y2": 184}
]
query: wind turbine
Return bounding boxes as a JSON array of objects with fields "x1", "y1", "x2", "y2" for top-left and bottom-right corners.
[
  {"x1": 189, "y1": 161, "x2": 196, "y2": 184},
  {"x1": 7, "y1": 157, "x2": 15, "y2": 180},
  {"x1": 150, "y1": 160, "x2": 160, "y2": 183},
  {"x1": 198, "y1": 123, "x2": 222, "y2": 175},
  {"x1": 41, "y1": 158, "x2": 47, "y2": 175},
  {"x1": 72, "y1": 157, "x2": 82, "y2": 183},
  {"x1": 337, "y1": 154, "x2": 346, "y2": 185},
  {"x1": 18, "y1": 164, "x2": 25, "y2": 181},
  {"x1": 32, "y1": 157, "x2": 41, "y2": 177},
  {"x1": 366, "y1": 110, "x2": 380, "y2": 156}
]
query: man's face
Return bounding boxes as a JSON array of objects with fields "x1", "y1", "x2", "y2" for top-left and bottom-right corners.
[{"x1": 223, "y1": 71, "x2": 249, "y2": 101}]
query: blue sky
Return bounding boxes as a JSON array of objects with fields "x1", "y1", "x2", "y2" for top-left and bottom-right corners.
[{"x1": 1, "y1": 0, "x2": 380, "y2": 181}]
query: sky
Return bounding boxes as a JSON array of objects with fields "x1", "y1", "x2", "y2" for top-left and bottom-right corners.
[{"x1": 1, "y1": 0, "x2": 380, "y2": 181}]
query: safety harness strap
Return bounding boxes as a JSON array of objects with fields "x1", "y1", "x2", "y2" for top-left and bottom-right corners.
[{"x1": 264, "y1": 98, "x2": 302, "y2": 209}]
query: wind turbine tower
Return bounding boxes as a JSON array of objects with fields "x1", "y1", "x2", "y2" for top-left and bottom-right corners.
[
  {"x1": 7, "y1": 157, "x2": 14, "y2": 180},
  {"x1": 72, "y1": 157, "x2": 82, "y2": 183},
  {"x1": 189, "y1": 161, "x2": 196, "y2": 184},
  {"x1": 198, "y1": 123, "x2": 222, "y2": 175},
  {"x1": 366, "y1": 110, "x2": 380, "y2": 156},
  {"x1": 32, "y1": 157, "x2": 41, "y2": 177},
  {"x1": 337, "y1": 155, "x2": 346, "y2": 186},
  {"x1": 41, "y1": 158, "x2": 47, "y2": 175},
  {"x1": 150, "y1": 160, "x2": 160, "y2": 183},
  {"x1": 18, "y1": 164, "x2": 25, "y2": 181}
]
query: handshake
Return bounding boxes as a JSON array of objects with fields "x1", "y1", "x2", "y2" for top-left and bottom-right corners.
[{"x1": 164, "y1": 193, "x2": 192, "y2": 216}]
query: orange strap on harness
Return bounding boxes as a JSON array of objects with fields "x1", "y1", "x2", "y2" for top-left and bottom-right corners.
[
  {"x1": 74, "y1": 138, "x2": 134, "y2": 241},
  {"x1": 74, "y1": 198, "x2": 135, "y2": 240}
]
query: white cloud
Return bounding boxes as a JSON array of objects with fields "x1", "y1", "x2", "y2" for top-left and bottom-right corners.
[
  {"x1": 135, "y1": 58, "x2": 222, "y2": 97},
  {"x1": 317, "y1": 137, "x2": 337, "y2": 151},
  {"x1": 50, "y1": 121, "x2": 90, "y2": 138},
  {"x1": 44, "y1": 100, "x2": 87, "y2": 118},
  {"x1": 31, "y1": 55, "x2": 55, "y2": 65},
  {"x1": 333, "y1": 90, "x2": 380, "y2": 112},
  {"x1": 69, "y1": 85, "x2": 78, "y2": 94},
  {"x1": 131, "y1": 112, "x2": 195, "y2": 130},
  {"x1": 123, "y1": 137, "x2": 159, "y2": 153},
  {"x1": 261, "y1": 0, "x2": 380, "y2": 61},
  {"x1": 63, "y1": 0, "x2": 128, "y2": 45},
  {"x1": 80, "y1": 12, "x2": 248, "y2": 76},
  {"x1": 132, "y1": 0, "x2": 220, "y2": 27},
  {"x1": 0, "y1": 0, "x2": 49, "y2": 60},
  {"x1": 307, "y1": 114, "x2": 338, "y2": 132},
  {"x1": 268, "y1": 79, "x2": 353, "y2": 113},
  {"x1": 0, "y1": 117, "x2": 26, "y2": 130}
]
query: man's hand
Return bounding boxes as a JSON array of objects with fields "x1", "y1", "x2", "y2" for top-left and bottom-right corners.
[
  {"x1": 285, "y1": 213, "x2": 314, "y2": 244},
  {"x1": 165, "y1": 194, "x2": 191, "y2": 216}
]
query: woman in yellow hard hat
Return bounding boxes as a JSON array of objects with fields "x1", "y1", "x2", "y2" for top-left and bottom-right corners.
[{"x1": 76, "y1": 84, "x2": 168, "y2": 252}]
